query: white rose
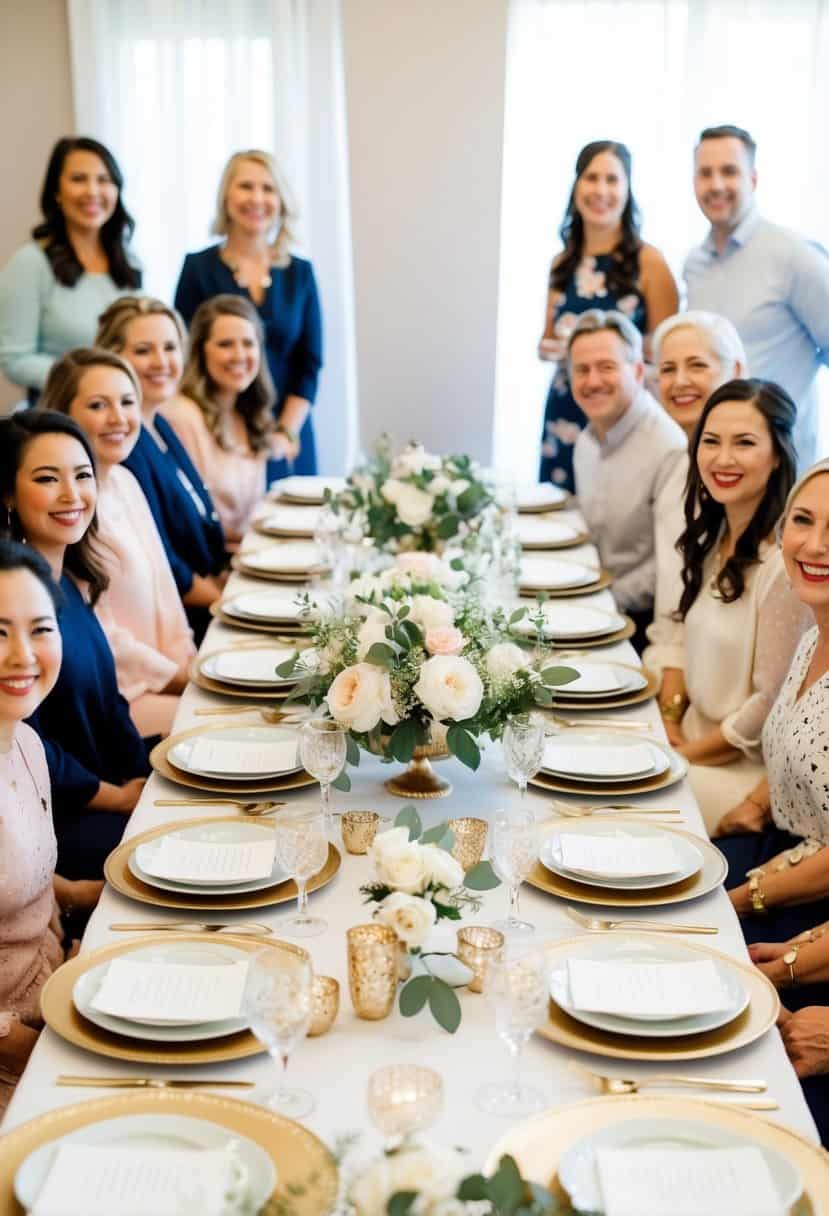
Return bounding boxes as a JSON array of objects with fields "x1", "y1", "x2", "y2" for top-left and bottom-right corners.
[
  {"x1": 486, "y1": 641, "x2": 530, "y2": 682},
  {"x1": 409, "y1": 594, "x2": 454, "y2": 632},
  {"x1": 356, "y1": 608, "x2": 390, "y2": 659},
  {"x1": 429, "y1": 474, "x2": 451, "y2": 495},
  {"x1": 380, "y1": 478, "x2": 405, "y2": 504},
  {"x1": 414, "y1": 655, "x2": 484, "y2": 722},
  {"x1": 395, "y1": 483, "x2": 434, "y2": 528},
  {"x1": 376, "y1": 890, "x2": 437, "y2": 948},
  {"x1": 422, "y1": 844, "x2": 465, "y2": 891},
  {"x1": 450, "y1": 478, "x2": 471, "y2": 498},
  {"x1": 350, "y1": 1145, "x2": 464, "y2": 1216},
  {"x1": 370, "y1": 828, "x2": 431, "y2": 894},
  {"x1": 325, "y1": 663, "x2": 398, "y2": 732},
  {"x1": 392, "y1": 443, "x2": 428, "y2": 477},
  {"x1": 395, "y1": 551, "x2": 444, "y2": 580}
]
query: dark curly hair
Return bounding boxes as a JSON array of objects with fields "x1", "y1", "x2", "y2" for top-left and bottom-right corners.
[
  {"x1": 32, "y1": 137, "x2": 141, "y2": 290},
  {"x1": 677, "y1": 378, "x2": 797, "y2": 618},
  {"x1": 0, "y1": 410, "x2": 111, "y2": 605},
  {"x1": 550, "y1": 141, "x2": 642, "y2": 302}
]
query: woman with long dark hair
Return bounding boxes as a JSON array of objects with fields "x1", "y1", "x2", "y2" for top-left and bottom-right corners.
[
  {"x1": 655, "y1": 379, "x2": 811, "y2": 831},
  {"x1": 538, "y1": 140, "x2": 677, "y2": 491},
  {"x1": 0, "y1": 137, "x2": 140, "y2": 400},
  {"x1": 0, "y1": 410, "x2": 149, "y2": 879}
]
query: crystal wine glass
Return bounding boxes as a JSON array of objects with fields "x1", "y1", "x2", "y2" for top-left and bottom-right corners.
[
  {"x1": 503, "y1": 713, "x2": 546, "y2": 801},
  {"x1": 299, "y1": 718, "x2": 348, "y2": 836},
  {"x1": 273, "y1": 807, "x2": 329, "y2": 937},
  {"x1": 242, "y1": 945, "x2": 315, "y2": 1118},
  {"x1": 475, "y1": 949, "x2": 549, "y2": 1116},
  {"x1": 490, "y1": 807, "x2": 539, "y2": 936}
]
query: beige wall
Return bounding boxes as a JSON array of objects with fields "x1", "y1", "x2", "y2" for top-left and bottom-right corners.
[
  {"x1": 342, "y1": 0, "x2": 508, "y2": 463},
  {"x1": 0, "y1": 2, "x2": 74, "y2": 410}
]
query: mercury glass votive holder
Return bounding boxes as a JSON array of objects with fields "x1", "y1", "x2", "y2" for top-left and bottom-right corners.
[
  {"x1": 347, "y1": 924, "x2": 399, "y2": 1020},
  {"x1": 447, "y1": 817, "x2": 488, "y2": 871},
  {"x1": 456, "y1": 925, "x2": 505, "y2": 993},
  {"x1": 307, "y1": 975, "x2": 340, "y2": 1037},
  {"x1": 341, "y1": 810, "x2": 381, "y2": 854},
  {"x1": 367, "y1": 1064, "x2": 444, "y2": 1142}
]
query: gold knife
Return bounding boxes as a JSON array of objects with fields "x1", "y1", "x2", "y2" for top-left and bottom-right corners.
[
  {"x1": 109, "y1": 922, "x2": 272, "y2": 935},
  {"x1": 57, "y1": 1075, "x2": 255, "y2": 1089}
]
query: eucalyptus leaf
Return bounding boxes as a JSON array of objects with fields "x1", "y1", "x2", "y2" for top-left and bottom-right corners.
[
  {"x1": 457, "y1": 1175, "x2": 489, "y2": 1201},
  {"x1": 509, "y1": 607, "x2": 528, "y2": 625},
  {"x1": 331, "y1": 768, "x2": 351, "y2": 792},
  {"x1": 389, "y1": 718, "x2": 419, "y2": 763},
  {"x1": 463, "y1": 860, "x2": 501, "y2": 890},
  {"x1": 365, "y1": 642, "x2": 396, "y2": 667},
  {"x1": 399, "y1": 975, "x2": 431, "y2": 1017},
  {"x1": 394, "y1": 805, "x2": 423, "y2": 840},
  {"x1": 420, "y1": 821, "x2": 452, "y2": 845},
  {"x1": 427, "y1": 977, "x2": 461, "y2": 1033},
  {"x1": 446, "y1": 724, "x2": 481, "y2": 771},
  {"x1": 275, "y1": 654, "x2": 300, "y2": 678},
  {"x1": 540, "y1": 664, "x2": 580, "y2": 687},
  {"x1": 388, "y1": 1191, "x2": 418, "y2": 1216},
  {"x1": 488, "y1": 1154, "x2": 526, "y2": 1215},
  {"x1": 437, "y1": 512, "x2": 461, "y2": 539},
  {"x1": 345, "y1": 734, "x2": 361, "y2": 766}
]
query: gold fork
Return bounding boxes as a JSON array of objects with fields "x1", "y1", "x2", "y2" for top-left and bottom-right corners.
[
  {"x1": 573, "y1": 1062, "x2": 767, "y2": 1096},
  {"x1": 564, "y1": 905, "x2": 716, "y2": 935},
  {"x1": 193, "y1": 705, "x2": 304, "y2": 721},
  {"x1": 549, "y1": 799, "x2": 682, "y2": 818}
]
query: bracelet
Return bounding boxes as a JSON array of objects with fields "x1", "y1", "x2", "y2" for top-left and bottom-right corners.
[
  {"x1": 659, "y1": 693, "x2": 686, "y2": 723},
  {"x1": 748, "y1": 873, "x2": 768, "y2": 914},
  {"x1": 275, "y1": 422, "x2": 300, "y2": 446}
]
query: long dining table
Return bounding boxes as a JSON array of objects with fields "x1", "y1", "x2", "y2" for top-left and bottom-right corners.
[{"x1": 2, "y1": 496, "x2": 820, "y2": 1171}]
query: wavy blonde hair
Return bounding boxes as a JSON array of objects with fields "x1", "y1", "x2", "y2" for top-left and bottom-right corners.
[
  {"x1": 179, "y1": 295, "x2": 275, "y2": 455},
  {"x1": 96, "y1": 295, "x2": 188, "y2": 357},
  {"x1": 211, "y1": 149, "x2": 297, "y2": 269}
]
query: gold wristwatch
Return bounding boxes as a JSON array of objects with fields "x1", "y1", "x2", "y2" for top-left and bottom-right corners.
[
  {"x1": 782, "y1": 943, "x2": 802, "y2": 986},
  {"x1": 660, "y1": 692, "x2": 686, "y2": 723}
]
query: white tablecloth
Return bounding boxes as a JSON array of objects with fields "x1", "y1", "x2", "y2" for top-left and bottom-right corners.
[{"x1": 3, "y1": 528, "x2": 819, "y2": 1161}]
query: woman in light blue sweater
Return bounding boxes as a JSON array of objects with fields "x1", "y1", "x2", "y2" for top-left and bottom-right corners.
[{"x1": 0, "y1": 136, "x2": 141, "y2": 402}]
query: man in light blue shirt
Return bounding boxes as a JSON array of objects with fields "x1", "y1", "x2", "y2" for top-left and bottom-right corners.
[{"x1": 684, "y1": 124, "x2": 829, "y2": 467}]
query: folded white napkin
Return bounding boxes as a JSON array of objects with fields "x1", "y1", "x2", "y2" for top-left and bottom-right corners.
[
  {"x1": 263, "y1": 506, "x2": 321, "y2": 532},
  {"x1": 567, "y1": 958, "x2": 734, "y2": 1019},
  {"x1": 596, "y1": 1146, "x2": 784, "y2": 1216},
  {"x1": 517, "y1": 518, "x2": 578, "y2": 545},
  {"x1": 557, "y1": 834, "x2": 681, "y2": 878},
  {"x1": 543, "y1": 741, "x2": 655, "y2": 778},
  {"x1": 145, "y1": 835, "x2": 277, "y2": 883},
  {"x1": 277, "y1": 474, "x2": 345, "y2": 498},
  {"x1": 187, "y1": 736, "x2": 298, "y2": 775},
  {"x1": 245, "y1": 542, "x2": 317, "y2": 571},
  {"x1": 520, "y1": 558, "x2": 594, "y2": 589},
  {"x1": 31, "y1": 1145, "x2": 236, "y2": 1216},
  {"x1": 556, "y1": 664, "x2": 625, "y2": 694},
  {"x1": 516, "y1": 483, "x2": 567, "y2": 509},
  {"x1": 211, "y1": 648, "x2": 294, "y2": 682},
  {"x1": 90, "y1": 958, "x2": 249, "y2": 1025},
  {"x1": 542, "y1": 605, "x2": 616, "y2": 636}
]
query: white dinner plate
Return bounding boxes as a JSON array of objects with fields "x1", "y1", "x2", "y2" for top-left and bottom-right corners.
[
  {"x1": 558, "y1": 1117, "x2": 801, "y2": 1215},
  {"x1": 519, "y1": 557, "x2": 598, "y2": 591},
  {"x1": 549, "y1": 937, "x2": 749, "y2": 1039},
  {"x1": 541, "y1": 732, "x2": 671, "y2": 782},
  {"x1": 167, "y1": 725, "x2": 301, "y2": 780},
  {"x1": 548, "y1": 664, "x2": 647, "y2": 699},
  {"x1": 273, "y1": 474, "x2": 345, "y2": 502},
  {"x1": 131, "y1": 821, "x2": 287, "y2": 895},
  {"x1": 72, "y1": 940, "x2": 251, "y2": 1040},
  {"x1": 258, "y1": 506, "x2": 322, "y2": 537},
  {"x1": 516, "y1": 518, "x2": 580, "y2": 547},
  {"x1": 222, "y1": 589, "x2": 318, "y2": 623},
  {"x1": 511, "y1": 602, "x2": 626, "y2": 640},
  {"x1": 240, "y1": 542, "x2": 320, "y2": 573},
  {"x1": 540, "y1": 822, "x2": 702, "y2": 890},
  {"x1": 200, "y1": 647, "x2": 300, "y2": 687},
  {"x1": 515, "y1": 483, "x2": 569, "y2": 511},
  {"x1": 14, "y1": 1114, "x2": 276, "y2": 1213}
]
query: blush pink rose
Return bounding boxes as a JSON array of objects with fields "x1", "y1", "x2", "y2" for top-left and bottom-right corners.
[{"x1": 424, "y1": 625, "x2": 465, "y2": 656}]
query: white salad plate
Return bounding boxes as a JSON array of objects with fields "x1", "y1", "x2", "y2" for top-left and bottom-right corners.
[
  {"x1": 541, "y1": 732, "x2": 671, "y2": 783},
  {"x1": 519, "y1": 557, "x2": 598, "y2": 591},
  {"x1": 130, "y1": 821, "x2": 287, "y2": 896},
  {"x1": 200, "y1": 647, "x2": 299, "y2": 687},
  {"x1": 167, "y1": 725, "x2": 301, "y2": 780},
  {"x1": 511, "y1": 602, "x2": 626, "y2": 640},
  {"x1": 540, "y1": 821, "x2": 702, "y2": 891},
  {"x1": 273, "y1": 474, "x2": 346, "y2": 502}
]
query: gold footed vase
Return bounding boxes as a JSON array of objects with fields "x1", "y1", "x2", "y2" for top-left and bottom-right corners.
[{"x1": 384, "y1": 732, "x2": 453, "y2": 800}]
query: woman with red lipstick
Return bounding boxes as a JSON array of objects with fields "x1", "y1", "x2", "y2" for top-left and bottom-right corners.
[
  {"x1": 162, "y1": 295, "x2": 276, "y2": 550},
  {"x1": 655, "y1": 380, "x2": 810, "y2": 832},
  {"x1": 0, "y1": 539, "x2": 104, "y2": 1114},
  {"x1": 0, "y1": 137, "x2": 140, "y2": 403},
  {"x1": 0, "y1": 411, "x2": 149, "y2": 879},
  {"x1": 41, "y1": 349, "x2": 195, "y2": 737}
]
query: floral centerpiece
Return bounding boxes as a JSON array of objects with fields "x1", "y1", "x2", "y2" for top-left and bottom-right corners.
[
  {"x1": 360, "y1": 806, "x2": 499, "y2": 1033},
  {"x1": 326, "y1": 437, "x2": 496, "y2": 555},
  {"x1": 277, "y1": 569, "x2": 577, "y2": 790}
]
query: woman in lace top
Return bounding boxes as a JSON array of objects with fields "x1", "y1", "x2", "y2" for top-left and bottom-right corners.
[
  {"x1": 655, "y1": 380, "x2": 810, "y2": 832},
  {"x1": 0, "y1": 541, "x2": 101, "y2": 1114}
]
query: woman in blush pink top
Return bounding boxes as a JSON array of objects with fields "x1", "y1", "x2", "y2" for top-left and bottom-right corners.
[
  {"x1": 162, "y1": 294, "x2": 276, "y2": 549},
  {"x1": 42, "y1": 349, "x2": 195, "y2": 737},
  {"x1": 0, "y1": 541, "x2": 101, "y2": 1114}
]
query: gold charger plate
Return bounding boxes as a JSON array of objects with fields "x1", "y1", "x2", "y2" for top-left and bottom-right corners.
[
  {"x1": 549, "y1": 662, "x2": 658, "y2": 710},
  {"x1": 527, "y1": 819, "x2": 725, "y2": 908},
  {"x1": 190, "y1": 647, "x2": 301, "y2": 701},
  {"x1": 41, "y1": 933, "x2": 306, "y2": 1065},
  {"x1": 253, "y1": 517, "x2": 317, "y2": 539},
  {"x1": 529, "y1": 745, "x2": 688, "y2": 798},
  {"x1": 548, "y1": 614, "x2": 635, "y2": 650},
  {"x1": 485, "y1": 1095, "x2": 826, "y2": 1216},
  {"x1": 150, "y1": 724, "x2": 316, "y2": 794},
  {"x1": 520, "y1": 568, "x2": 613, "y2": 598},
  {"x1": 210, "y1": 600, "x2": 313, "y2": 636},
  {"x1": 0, "y1": 1090, "x2": 338, "y2": 1215},
  {"x1": 520, "y1": 529, "x2": 590, "y2": 551},
  {"x1": 231, "y1": 554, "x2": 320, "y2": 583},
  {"x1": 105, "y1": 816, "x2": 340, "y2": 911},
  {"x1": 535, "y1": 933, "x2": 777, "y2": 1061}
]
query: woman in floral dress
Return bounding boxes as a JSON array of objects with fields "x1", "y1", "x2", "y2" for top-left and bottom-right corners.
[{"x1": 538, "y1": 141, "x2": 678, "y2": 491}]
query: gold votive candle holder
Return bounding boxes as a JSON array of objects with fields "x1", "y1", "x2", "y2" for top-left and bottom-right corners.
[
  {"x1": 347, "y1": 923, "x2": 399, "y2": 1020},
  {"x1": 448, "y1": 816, "x2": 488, "y2": 871},
  {"x1": 307, "y1": 975, "x2": 340, "y2": 1037},
  {"x1": 367, "y1": 1064, "x2": 444, "y2": 1140},
  {"x1": 456, "y1": 925, "x2": 505, "y2": 993},
  {"x1": 341, "y1": 810, "x2": 381, "y2": 854}
]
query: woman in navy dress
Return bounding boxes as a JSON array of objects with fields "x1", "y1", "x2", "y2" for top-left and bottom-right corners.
[
  {"x1": 538, "y1": 141, "x2": 677, "y2": 492},
  {"x1": 0, "y1": 411, "x2": 149, "y2": 879},
  {"x1": 96, "y1": 296, "x2": 226, "y2": 641},
  {"x1": 174, "y1": 149, "x2": 322, "y2": 483}
]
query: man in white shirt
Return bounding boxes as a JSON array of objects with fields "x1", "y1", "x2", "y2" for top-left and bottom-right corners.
[
  {"x1": 684, "y1": 125, "x2": 829, "y2": 468},
  {"x1": 571, "y1": 309, "x2": 686, "y2": 647}
]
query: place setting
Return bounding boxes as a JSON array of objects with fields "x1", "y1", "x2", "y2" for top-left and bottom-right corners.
[
  {"x1": 526, "y1": 815, "x2": 727, "y2": 908},
  {"x1": 519, "y1": 554, "x2": 612, "y2": 597},
  {"x1": 268, "y1": 474, "x2": 347, "y2": 505},
  {"x1": 211, "y1": 586, "x2": 321, "y2": 636},
  {"x1": 232, "y1": 540, "x2": 326, "y2": 583},
  {"x1": 487, "y1": 1094, "x2": 828, "y2": 1216},
  {"x1": 514, "y1": 482, "x2": 571, "y2": 513},
  {"x1": 528, "y1": 729, "x2": 687, "y2": 797},
  {"x1": 516, "y1": 513, "x2": 589, "y2": 550},
  {"x1": 149, "y1": 722, "x2": 318, "y2": 795},
  {"x1": 190, "y1": 642, "x2": 313, "y2": 700},
  {"x1": 510, "y1": 600, "x2": 635, "y2": 648},
  {"x1": 253, "y1": 503, "x2": 323, "y2": 539},
  {"x1": 538, "y1": 659, "x2": 658, "y2": 710}
]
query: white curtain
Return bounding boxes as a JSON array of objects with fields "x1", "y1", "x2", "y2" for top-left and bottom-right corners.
[
  {"x1": 494, "y1": 0, "x2": 829, "y2": 481},
  {"x1": 67, "y1": 0, "x2": 358, "y2": 474}
]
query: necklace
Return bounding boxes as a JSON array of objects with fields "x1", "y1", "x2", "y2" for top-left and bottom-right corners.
[
  {"x1": 6, "y1": 737, "x2": 48, "y2": 813},
  {"x1": 220, "y1": 246, "x2": 273, "y2": 291}
]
